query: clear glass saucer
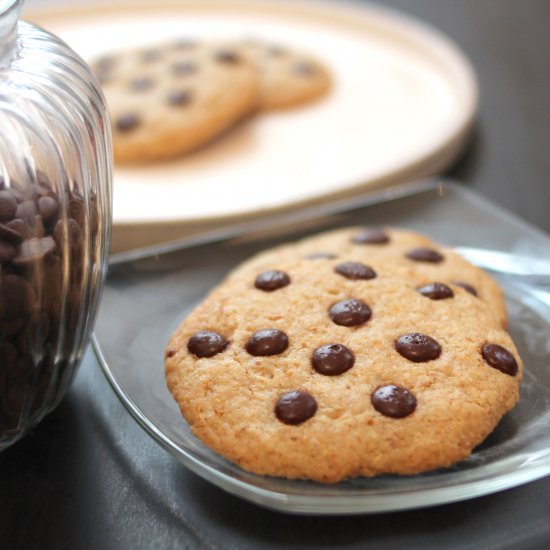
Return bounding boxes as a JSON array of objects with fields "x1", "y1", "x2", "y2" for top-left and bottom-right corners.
[{"x1": 93, "y1": 181, "x2": 550, "y2": 514}]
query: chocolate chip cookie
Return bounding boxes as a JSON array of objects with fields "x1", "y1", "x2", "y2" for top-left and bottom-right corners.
[
  {"x1": 92, "y1": 40, "x2": 260, "y2": 163},
  {"x1": 165, "y1": 228, "x2": 521, "y2": 482},
  {"x1": 241, "y1": 39, "x2": 332, "y2": 110}
]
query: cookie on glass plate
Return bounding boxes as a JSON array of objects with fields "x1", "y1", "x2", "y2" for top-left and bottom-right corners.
[{"x1": 165, "y1": 228, "x2": 521, "y2": 483}]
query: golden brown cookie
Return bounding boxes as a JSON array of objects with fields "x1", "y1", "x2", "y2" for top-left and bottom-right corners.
[
  {"x1": 165, "y1": 228, "x2": 522, "y2": 483},
  {"x1": 91, "y1": 40, "x2": 260, "y2": 163},
  {"x1": 241, "y1": 39, "x2": 332, "y2": 110}
]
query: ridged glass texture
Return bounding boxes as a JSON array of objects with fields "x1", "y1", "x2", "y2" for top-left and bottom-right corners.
[{"x1": 0, "y1": 2, "x2": 112, "y2": 450}]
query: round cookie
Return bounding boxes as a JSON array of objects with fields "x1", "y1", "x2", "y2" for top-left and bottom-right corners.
[
  {"x1": 91, "y1": 40, "x2": 260, "y2": 163},
  {"x1": 166, "y1": 255, "x2": 522, "y2": 483},
  {"x1": 230, "y1": 226, "x2": 508, "y2": 328},
  {"x1": 240, "y1": 39, "x2": 331, "y2": 110}
]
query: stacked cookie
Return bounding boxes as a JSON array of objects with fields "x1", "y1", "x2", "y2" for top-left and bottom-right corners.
[
  {"x1": 165, "y1": 227, "x2": 522, "y2": 483},
  {"x1": 91, "y1": 38, "x2": 331, "y2": 163}
]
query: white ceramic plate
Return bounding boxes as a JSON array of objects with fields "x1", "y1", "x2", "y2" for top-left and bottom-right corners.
[{"x1": 26, "y1": 0, "x2": 477, "y2": 251}]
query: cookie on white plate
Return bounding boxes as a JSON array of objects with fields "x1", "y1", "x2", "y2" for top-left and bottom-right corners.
[
  {"x1": 240, "y1": 39, "x2": 332, "y2": 110},
  {"x1": 92, "y1": 39, "x2": 260, "y2": 163}
]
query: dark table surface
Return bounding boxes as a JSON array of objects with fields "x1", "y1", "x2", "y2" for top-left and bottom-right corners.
[{"x1": 2, "y1": 1, "x2": 550, "y2": 549}]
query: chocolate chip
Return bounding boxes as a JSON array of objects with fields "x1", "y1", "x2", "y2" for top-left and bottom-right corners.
[
  {"x1": 54, "y1": 218, "x2": 83, "y2": 251},
  {"x1": 167, "y1": 90, "x2": 192, "y2": 106},
  {"x1": 116, "y1": 114, "x2": 140, "y2": 132},
  {"x1": 15, "y1": 200, "x2": 37, "y2": 224},
  {"x1": 453, "y1": 281, "x2": 478, "y2": 296},
  {"x1": 293, "y1": 61, "x2": 316, "y2": 76},
  {"x1": 245, "y1": 328, "x2": 288, "y2": 356},
  {"x1": 129, "y1": 77, "x2": 155, "y2": 92},
  {"x1": 268, "y1": 45, "x2": 286, "y2": 56},
  {"x1": 0, "y1": 222, "x2": 23, "y2": 244},
  {"x1": 13, "y1": 237, "x2": 56, "y2": 266},
  {"x1": 97, "y1": 72, "x2": 112, "y2": 85},
  {"x1": 335, "y1": 262, "x2": 376, "y2": 280},
  {"x1": 275, "y1": 390, "x2": 317, "y2": 425},
  {"x1": 95, "y1": 56, "x2": 116, "y2": 71},
  {"x1": 417, "y1": 282, "x2": 454, "y2": 300},
  {"x1": 174, "y1": 38, "x2": 197, "y2": 49},
  {"x1": 481, "y1": 344, "x2": 518, "y2": 376},
  {"x1": 305, "y1": 252, "x2": 337, "y2": 260},
  {"x1": 93, "y1": 57, "x2": 116, "y2": 84},
  {"x1": 30, "y1": 186, "x2": 45, "y2": 204},
  {"x1": 0, "y1": 190, "x2": 17, "y2": 222},
  {"x1": 0, "y1": 239, "x2": 16, "y2": 262},
  {"x1": 35, "y1": 169, "x2": 51, "y2": 189},
  {"x1": 406, "y1": 248, "x2": 444, "y2": 263},
  {"x1": 38, "y1": 196, "x2": 59, "y2": 224},
  {"x1": 5, "y1": 219, "x2": 27, "y2": 240},
  {"x1": 351, "y1": 227, "x2": 389, "y2": 244},
  {"x1": 166, "y1": 349, "x2": 176, "y2": 358},
  {"x1": 254, "y1": 270, "x2": 290, "y2": 291},
  {"x1": 395, "y1": 333, "x2": 441, "y2": 362},
  {"x1": 311, "y1": 344, "x2": 355, "y2": 376},
  {"x1": 141, "y1": 49, "x2": 162, "y2": 62},
  {"x1": 0, "y1": 274, "x2": 32, "y2": 320},
  {"x1": 371, "y1": 385, "x2": 417, "y2": 418},
  {"x1": 69, "y1": 193, "x2": 86, "y2": 227},
  {"x1": 215, "y1": 50, "x2": 240, "y2": 64},
  {"x1": 329, "y1": 299, "x2": 372, "y2": 327},
  {"x1": 7, "y1": 186, "x2": 24, "y2": 203},
  {"x1": 172, "y1": 61, "x2": 197, "y2": 75},
  {"x1": 187, "y1": 330, "x2": 228, "y2": 357}
]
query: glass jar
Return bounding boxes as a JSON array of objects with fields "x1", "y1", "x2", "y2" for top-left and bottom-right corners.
[{"x1": 0, "y1": 0, "x2": 112, "y2": 450}]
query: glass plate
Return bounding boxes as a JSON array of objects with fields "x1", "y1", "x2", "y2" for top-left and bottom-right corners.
[{"x1": 93, "y1": 181, "x2": 550, "y2": 514}]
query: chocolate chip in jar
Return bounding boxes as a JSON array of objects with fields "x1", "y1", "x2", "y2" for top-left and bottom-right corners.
[
  {"x1": 0, "y1": 189, "x2": 17, "y2": 222},
  {"x1": 0, "y1": 167, "x2": 98, "y2": 439},
  {"x1": 166, "y1": 226, "x2": 522, "y2": 481},
  {"x1": 0, "y1": 4, "x2": 110, "y2": 447}
]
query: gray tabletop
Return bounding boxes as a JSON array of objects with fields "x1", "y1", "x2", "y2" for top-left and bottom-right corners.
[{"x1": 2, "y1": 1, "x2": 550, "y2": 549}]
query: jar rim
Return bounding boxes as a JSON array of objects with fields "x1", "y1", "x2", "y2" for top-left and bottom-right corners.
[
  {"x1": 0, "y1": 0, "x2": 21, "y2": 70},
  {"x1": 0, "y1": 0, "x2": 20, "y2": 22}
]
